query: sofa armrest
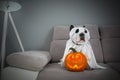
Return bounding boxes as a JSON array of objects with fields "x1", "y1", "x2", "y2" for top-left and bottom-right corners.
[{"x1": 6, "y1": 51, "x2": 51, "y2": 71}]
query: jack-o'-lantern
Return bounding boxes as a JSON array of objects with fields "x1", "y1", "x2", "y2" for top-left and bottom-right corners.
[{"x1": 64, "y1": 48, "x2": 87, "y2": 72}]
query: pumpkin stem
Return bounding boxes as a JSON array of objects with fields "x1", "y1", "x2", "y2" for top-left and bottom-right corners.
[{"x1": 69, "y1": 48, "x2": 77, "y2": 52}]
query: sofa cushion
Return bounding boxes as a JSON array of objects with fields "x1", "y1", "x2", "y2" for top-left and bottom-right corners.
[
  {"x1": 53, "y1": 26, "x2": 70, "y2": 40},
  {"x1": 2, "y1": 67, "x2": 39, "y2": 80},
  {"x1": 107, "y1": 63, "x2": 120, "y2": 73},
  {"x1": 50, "y1": 25, "x2": 103, "y2": 62},
  {"x1": 53, "y1": 25, "x2": 100, "y2": 40},
  {"x1": 6, "y1": 51, "x2": 51, "y2": 71},
  {"x1": 50, "y1": 40, "x2": 67, "y2": 62},
  {"x1": 100, "y1": 26, "x2": 120, "y2": 63},
  {"x1": 37, "y1": 63, "x2": 120, "y2": 80},
  {"x1": 101, "y1": 39, "x2": 120, "y2": 62},
  {"x1": 100, "y1": 25, "x2": 120, "y2": 38}
]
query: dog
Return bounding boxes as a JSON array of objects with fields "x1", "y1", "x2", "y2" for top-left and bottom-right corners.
[{"x1": 59, "y1": 25, "x2": 106, "y2": 69}]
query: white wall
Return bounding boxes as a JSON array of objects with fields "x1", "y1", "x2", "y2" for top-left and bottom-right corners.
[{"x1": 0, "y1": 0, "x2": 120, "y2": 55}]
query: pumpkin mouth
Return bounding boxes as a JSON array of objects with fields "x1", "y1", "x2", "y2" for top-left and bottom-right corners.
[{"x1": 74, "y1": 64, "x2": 78, "y2": 68}]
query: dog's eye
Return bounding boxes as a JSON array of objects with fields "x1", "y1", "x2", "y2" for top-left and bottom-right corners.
[
  {"x1": 84, "y1": 29, "x2": 87, "y2": 33},
  {"x1": 75, "y1": 29, "x2": 79, "y2": 33}
]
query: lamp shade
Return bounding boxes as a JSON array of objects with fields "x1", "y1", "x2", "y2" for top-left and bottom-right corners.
[{"x1": 0, "y1": 1, "x2": 21, "y2": 12}]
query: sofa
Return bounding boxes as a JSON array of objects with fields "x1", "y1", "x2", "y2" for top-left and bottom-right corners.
[{"x1": 1, "y1": 25, "x2": 120, "y2": 80}]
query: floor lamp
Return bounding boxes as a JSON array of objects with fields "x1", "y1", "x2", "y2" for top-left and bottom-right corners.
[{"x1": 0, "y1": 1, "x2": 24, "y2": 71}]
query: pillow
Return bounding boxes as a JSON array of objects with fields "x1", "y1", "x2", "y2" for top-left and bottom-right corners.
[{"x1": 6, "y1": 51, "x2": 51, "y2": 71}]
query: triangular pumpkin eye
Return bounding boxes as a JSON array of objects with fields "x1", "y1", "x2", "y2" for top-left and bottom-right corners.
[{"x1": 75, "y1": 54, "x2": 80, "y2": 59}]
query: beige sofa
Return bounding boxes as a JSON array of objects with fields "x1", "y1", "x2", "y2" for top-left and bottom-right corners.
[{"x1": 1, "y1": 25, "x2": 120, "y2": 80}]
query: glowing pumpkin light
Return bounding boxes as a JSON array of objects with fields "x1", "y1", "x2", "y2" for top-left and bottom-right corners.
[{"x1": 64, "y1": 48, "x2": 87, "y2": 72}]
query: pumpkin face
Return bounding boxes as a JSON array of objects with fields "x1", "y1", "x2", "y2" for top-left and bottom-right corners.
[{"x1": 64, "y1": 48, "x2": 87, "y2": 72}]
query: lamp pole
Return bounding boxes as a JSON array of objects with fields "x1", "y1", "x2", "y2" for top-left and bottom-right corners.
[
  {"x1": 0, "y1": 1, "x2": 24, "y2": 71},
  {"x1": 1, "y1": 12, "x2": 8, "y2": 70}
]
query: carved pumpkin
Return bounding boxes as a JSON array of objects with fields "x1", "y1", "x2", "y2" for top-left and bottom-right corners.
[{"x1": 64, "y1": 48, "x2": 87, "y2": 72}]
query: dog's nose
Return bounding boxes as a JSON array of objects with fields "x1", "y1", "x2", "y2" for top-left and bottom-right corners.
[{"x1": 79, "y1": 33, "x2": 84, "y2": 37}]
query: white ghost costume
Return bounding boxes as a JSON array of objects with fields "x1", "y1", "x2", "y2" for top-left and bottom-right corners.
[{"x1": 60, "y1": 25, "x2": 106, "y2": 69}]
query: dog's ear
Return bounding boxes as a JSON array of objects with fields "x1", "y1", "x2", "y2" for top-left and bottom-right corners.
[
  {"x1": 83, "y1": 25, "x2": 85, "y2": 27},
  {"x1": 70, "y1": 25, "x2": 74, "y2": 31}
]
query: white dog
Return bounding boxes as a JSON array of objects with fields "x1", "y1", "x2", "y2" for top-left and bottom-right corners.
[{"x1": 60, "y1": 25, "x2": 106, "y2": 69}]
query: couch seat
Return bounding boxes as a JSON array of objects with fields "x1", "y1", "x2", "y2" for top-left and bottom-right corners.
[
  {"x1": 37, "y1": 63, "x2": 120, "y2": 80},
  {"x1": 2, "y1": 67, "x2": 39, "y2": 80},
  {"x1": 107, "y1": 63, "x2": 120, "y2": 73}
]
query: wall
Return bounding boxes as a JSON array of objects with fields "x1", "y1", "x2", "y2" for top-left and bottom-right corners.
[{"x1": 0, "y1": 0, "x2": 120, "y2": 55}]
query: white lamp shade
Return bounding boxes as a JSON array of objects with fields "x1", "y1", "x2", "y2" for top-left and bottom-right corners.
[{"x1": 0, "y1": 1, "x2": 21, "y2": 12}]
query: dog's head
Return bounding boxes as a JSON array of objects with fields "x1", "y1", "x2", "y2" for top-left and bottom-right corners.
[{"x1": 69, "y1": 25, "x2": 90, "y2": 45}]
